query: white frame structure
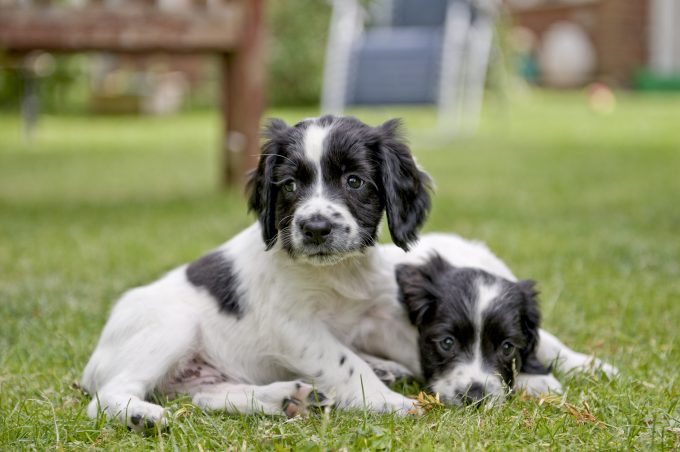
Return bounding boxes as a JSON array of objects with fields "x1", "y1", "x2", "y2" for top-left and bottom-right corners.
[{"x1": 321, "y1": 0, "x2": 498, "y2": 135}]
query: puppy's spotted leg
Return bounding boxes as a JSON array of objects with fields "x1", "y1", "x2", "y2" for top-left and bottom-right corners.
[{"x1": 289, "y1": 324, "x2": 417, "y2": 415}]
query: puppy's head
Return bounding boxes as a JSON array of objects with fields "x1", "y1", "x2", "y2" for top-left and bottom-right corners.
[
  {"x1": 396, "y1": 254, "x2": 550, "y2": 406},
  {"x1": 248, "y1": 116, "x2": 431, "y2": 265}
]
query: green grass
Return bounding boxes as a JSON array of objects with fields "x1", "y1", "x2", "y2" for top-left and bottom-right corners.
[{"x1": 1, "y1": 91, "x2": 679, "y2": 450}]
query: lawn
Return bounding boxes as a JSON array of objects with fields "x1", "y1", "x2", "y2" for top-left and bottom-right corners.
[{"x1": 1, "y1": 91, "x2": 679, "y2": 450}]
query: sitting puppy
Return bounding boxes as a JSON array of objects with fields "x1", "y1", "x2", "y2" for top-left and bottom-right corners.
[
  {"x1": 81, "y1": 116, "x2": 432, "y2": 431},
  {"x1": 396, "y1": 254, "x2": 552, "y2": 405}
]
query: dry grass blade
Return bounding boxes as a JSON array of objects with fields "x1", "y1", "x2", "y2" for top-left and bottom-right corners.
[
  {"x1": 411, "y1": 392, "x2": 444, "y2": 414},
  {"x1": 539, "y1": 395, "x2": 605, "y2": 428}
]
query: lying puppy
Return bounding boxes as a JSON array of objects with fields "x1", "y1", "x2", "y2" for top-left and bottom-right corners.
[
  {"x1": 82, "y1": 116, "x2": 432, "y2": 430},
  {"x1": 398, "y1": 255, "x2": 552, "y2": 405},
  {"x1": 351, "y1": 234, "x2": 618, "y2": 405}
]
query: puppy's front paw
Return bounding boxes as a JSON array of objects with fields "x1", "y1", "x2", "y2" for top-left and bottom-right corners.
[
  {"x1": 592, "y1": 359, "x2": 619, "y2": 379},
  {"x1": 515, "y1": 374, "x2": 563, "y2": 397},
  {"x1": 366, "y1": 393, "x2": 418, "y2": 415},
  {"x1": 126, "y1": 403, "x2": 168, "y2": 433},
  {"x1": 371, "y1": 362, "x2": 416, "y2": 386}
]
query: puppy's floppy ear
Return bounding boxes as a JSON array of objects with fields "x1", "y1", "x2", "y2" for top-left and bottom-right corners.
[
  {"x1": 375, "y1": 119, "x2": 432, "y2": 251},
  {"x1": 517, "y1": 279, "x2": 551, "y2": 374},
  {"x1": 247, "y1": 118, "x2": 289, "y2": 250},
  {"x1": 396, "y1": 254, "x2": 449, "y2": 327}
]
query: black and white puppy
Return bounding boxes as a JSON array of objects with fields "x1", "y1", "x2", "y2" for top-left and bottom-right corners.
[
  {"x1": 397, "y1": 255, "x2": 550, "y2": 405},
  {"x1": 82, "y1": 115, "x2": 431, "y2": 430},
  {"x1": 351, "y1": 233, "x2": 618, "y2": 406}
]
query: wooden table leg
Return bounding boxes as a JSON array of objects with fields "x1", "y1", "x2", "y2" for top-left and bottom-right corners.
[{"x1": 221, "y1": 0, "x2": 265, "y2": 188}]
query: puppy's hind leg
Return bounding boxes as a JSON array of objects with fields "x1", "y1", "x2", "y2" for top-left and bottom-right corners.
[
  {"x1": 190, "y1": 380, "x2": 331, "y2": 418},
  {"x1": 359, "y1": 353, "x2": 416, "y2": 386},
  {"x1": 81, "y1": 288, "x2": 198, "y2": 431}
]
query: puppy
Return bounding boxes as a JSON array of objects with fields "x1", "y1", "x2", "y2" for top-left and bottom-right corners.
[
  {"x1": 397, "y1": 255, "x2": 551, "y2": 405},
  {"x1": 350, "y1": 233, "x2": 618, "y2": 404},
  {"x1": 81, "y1": 115, "x2": 431, "y2": 430}
]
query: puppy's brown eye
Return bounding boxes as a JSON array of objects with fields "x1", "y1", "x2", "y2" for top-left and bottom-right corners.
[
  {"x1": 439, "y1": 336, "x2": 455, "y2": 352},
  {"x1": 501, "y1": 340, "x2": 515, "y2": 357},
  {"x1": 282, "y1": 180, "x2": 297, "y2": 193},
  {"x1": 346, "y1": 175, "x2": 364, "y2": 189}
]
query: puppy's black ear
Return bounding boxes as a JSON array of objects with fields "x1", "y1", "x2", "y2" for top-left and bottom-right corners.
[
  {"x1": 247, "y1": 119, "x2": 289, "y2": 250},
  {"x1": 396, "y1": 254, "x2": 449, "y2": 327},
  {"x1": 517, "y1": 280, "x2": 551, "y2": 374},
  {"x1": 375, "y1": 119, "x2": 432, "y2": 251}
]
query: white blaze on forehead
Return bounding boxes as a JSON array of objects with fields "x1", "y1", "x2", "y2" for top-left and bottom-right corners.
[
  {"x1": 475, "y1": 279, "x2": 501, "y2": 324},
  {"x1": 429, "y1": 277, "x2": 506, "y2": 401},
  {"x1": 303, "y1": 124, "x2": 330, "y2": 165}
]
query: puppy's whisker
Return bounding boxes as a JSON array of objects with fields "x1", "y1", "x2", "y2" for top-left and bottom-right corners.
[{"x1": 258, "y1": 153, "x2": 297, "y2": 165}]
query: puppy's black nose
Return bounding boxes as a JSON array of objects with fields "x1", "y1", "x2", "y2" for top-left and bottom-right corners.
[
  {"x1": 461, "y1": 383, "x2": 485, "y2": 406},
  {"x1": 301, "y1": 217, "x2": 332, "y2": 244}
]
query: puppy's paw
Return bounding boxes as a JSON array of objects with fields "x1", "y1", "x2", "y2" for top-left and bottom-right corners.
[
  {"x1": 125, "y1": 402, "x2": 168, "y2": 433},
  {"x1": 592, "y1": 359, "x2": 619, "y2": 379},
  {"x1": 365, "y1": 392, "x2": 418, "y2": 415},
  {"x1": 515, "y1": 374, "x2": 563, "y2": 397},
  {"x1": 567, "y1": 356, "x2": 620, "y2": 380},
  {"x1": 282, "y1": 382, "x2": 331, "y2": 418},
  {"x1": 371, "y1": 362, "x2": 416, "y2": 386}
]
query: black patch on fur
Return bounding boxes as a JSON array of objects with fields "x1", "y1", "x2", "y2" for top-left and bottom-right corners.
[
  {"x1": 349, "y1": 367, "x2": 354, "y2": 377},
  {"x1": 186, "y1": 251, "x2": 242, "y2": 317},
  {"x1": 396, "y1": 254, "x2": 549, "y2": 389},
  {"x1": 339, "y1": 354, "x2": 346, "y2": 366}
]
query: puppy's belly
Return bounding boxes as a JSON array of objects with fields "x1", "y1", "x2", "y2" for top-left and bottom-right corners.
[
  {"x1": 160, "y1": 356, "x2": 231, "y2": 397},
  {"x1": 197, "y1": 317, "x2": 297, "y2": 385}
]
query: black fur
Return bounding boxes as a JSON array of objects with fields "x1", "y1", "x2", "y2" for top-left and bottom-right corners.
[
  {"x1": 516, "y1": 279, "x2": 551, "y2": 375},
  {"x1": 396, "y1": 254, "x2": 549, "y2": 394},
  {"x1": 247, "y1": 118, "x2": 294, "y2": 249},
  {"x1": 246, "y1": 116, "x2": 431, "y2": 254},
  {"x1": 186, "y1": 251, "x2": 242, "y2": 317},
  {"x1": 375, "y1": 119, "x2": 431, "y2": 251}
]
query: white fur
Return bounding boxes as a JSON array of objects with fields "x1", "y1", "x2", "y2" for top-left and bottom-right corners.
[{"x1": 303, "y1": 124, "x2": 329, "y2": 166}]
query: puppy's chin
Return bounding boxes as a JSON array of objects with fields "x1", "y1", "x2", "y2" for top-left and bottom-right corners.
[{"x1": 295, "y1": 249, "x2": 365, "y2": 267}]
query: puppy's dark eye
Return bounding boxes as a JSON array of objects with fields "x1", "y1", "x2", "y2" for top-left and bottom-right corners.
[
  {"x1": 500, "y1": 340, "x2": 515, "y2": 357},
  {"x1": 439, "y1": 336, "x2": 455, "y2": 352},
  {"x1": 282, "y1": 180, "x2": 297, "y2": 193},
  {"x1": 346, "y1": 175, "x2": 364, "y2": 189}
]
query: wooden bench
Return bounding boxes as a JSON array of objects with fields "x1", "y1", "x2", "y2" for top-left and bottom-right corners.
[{"x1": 0, "y1": 0, "x2": 265, "y2": 187}]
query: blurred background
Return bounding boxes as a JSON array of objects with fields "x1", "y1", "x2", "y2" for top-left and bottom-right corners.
[{"x1": 1, "y1": 0, "x2": 678, "y2": 140}]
